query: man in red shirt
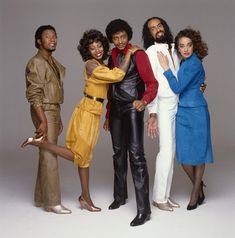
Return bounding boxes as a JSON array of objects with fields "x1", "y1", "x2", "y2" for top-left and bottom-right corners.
[{"x1": 103, "y1": 19, "x2": 158, "y2": 226}]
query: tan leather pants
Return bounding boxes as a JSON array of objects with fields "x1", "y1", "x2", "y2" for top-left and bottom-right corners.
[{"x1": 31, "y1": 106, "x2": 61, "y2": 206}]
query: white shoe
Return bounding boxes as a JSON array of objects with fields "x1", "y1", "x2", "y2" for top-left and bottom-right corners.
[
  {"x1": 44, "y1": 204, "x2": 72, "y2": 214},
  {"x1": 153, "y1": 201, "x2": 173, "y2": 211},
  {"x1": 168, "y1": 198, "x2": 180, "y2": 208}
]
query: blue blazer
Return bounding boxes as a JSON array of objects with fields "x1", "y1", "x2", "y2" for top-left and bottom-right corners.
[{"x1": 163, "y1": 53, "x2": 207, "y2": 107}]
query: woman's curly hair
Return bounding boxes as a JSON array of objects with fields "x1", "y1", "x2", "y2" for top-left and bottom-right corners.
[
  {"x1": 78, "y1": 29, "x2": 110, "y2": 61},
  {"x1": 175, "y1": 28, "x2": 208, "y2": 60}
]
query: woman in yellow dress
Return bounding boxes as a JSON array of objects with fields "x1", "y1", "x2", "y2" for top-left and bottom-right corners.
[{"x1": 22, "y1": 29, "x2": 139, "y2": 212}]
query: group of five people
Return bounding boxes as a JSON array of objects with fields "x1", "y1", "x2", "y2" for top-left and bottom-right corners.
[{"x1": 21, "y1": 17, "x2": 213, "y2": 227}]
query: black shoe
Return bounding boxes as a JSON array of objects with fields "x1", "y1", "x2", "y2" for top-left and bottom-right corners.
[
  {"x1": 130, "y1": 213, "x2": 151, "y2": 227},
  {"x1": 187, "y1": 202, "x2": 198, "y2": 210},
  {"x1": 198, "y1": 181, "x2": 206, "y2": 205},
  {"x1": 108, "y1": 199, "x2": 126, "y2": 210}
]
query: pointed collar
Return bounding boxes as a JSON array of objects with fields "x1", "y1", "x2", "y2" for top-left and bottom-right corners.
[{"x1": 111, "y1": 43, "x2": 132, "y2": 67}]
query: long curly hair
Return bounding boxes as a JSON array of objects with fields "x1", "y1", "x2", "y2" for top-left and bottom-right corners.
[
  {"x1": 105, "y1": 19, "x2": 133, "y2": 43},
  {"x1": 142, "y1": 17, "x2": 173, "y2": 50},
  {"x1": 175, "y1": 28, "x2": 208, "y2": 60},
  {"x1": 78, "y1": 29, "x2": 110, "y2": 61}
]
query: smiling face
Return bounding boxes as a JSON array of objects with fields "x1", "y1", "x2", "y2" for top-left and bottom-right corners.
[
  {"x1": 111, "y1": 31, "x2": 128, "y2": 51},
  {"x1": 147, "y1": 18, "x2": 166, "y2": 43},
  {"x1": 38, "y1": 29, "x2": 57, "y2": 52},
  {"x1": 178, "y1": 36, "x2": 194, "y2": 59},
  {"x1": 88, "y1": 41, "x2": 104, "y2": 61}
]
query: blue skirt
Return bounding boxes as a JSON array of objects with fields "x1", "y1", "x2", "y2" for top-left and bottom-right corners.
[{"x1": 176, "y1": 106, "x2": 213, "y2": 165}]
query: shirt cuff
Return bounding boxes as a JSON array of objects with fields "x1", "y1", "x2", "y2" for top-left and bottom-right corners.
[{"x1": 147, "y1": 105, "x2": 158, "y2": 114}]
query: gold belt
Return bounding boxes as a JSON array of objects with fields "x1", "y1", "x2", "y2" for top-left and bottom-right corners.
[{"x1": 84, "y1": 92, "x2": 104, "y2": 103}]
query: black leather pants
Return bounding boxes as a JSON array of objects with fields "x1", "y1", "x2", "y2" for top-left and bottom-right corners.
[{"x1": 109, "y1": 102, "x2": 151, "y2": 214}]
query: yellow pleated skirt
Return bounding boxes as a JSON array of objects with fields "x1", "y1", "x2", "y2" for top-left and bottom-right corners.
[{"x1": 65, "y1": 98, "x2": 102, "y2": 168}]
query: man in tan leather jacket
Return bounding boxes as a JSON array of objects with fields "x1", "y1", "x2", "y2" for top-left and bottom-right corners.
[{"x1": 25, "y1": 25, "x2": 71, "y2": 214}]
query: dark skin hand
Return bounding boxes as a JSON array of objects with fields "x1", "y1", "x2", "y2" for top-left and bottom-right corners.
[
  {"x1": 33, "y1": 106, "x2": 63, "y2": 139},
  {"x1": 133, "y1": 100, "x2": 148, "y2": 111},
  {"x1": 103, "y1": 99, "x2": 148, "y2": 132},
  {"x1": 103, "y1": 118, "x2": 110, "y2": 131},
  {"x1": 200, "y1": 83, "x2": 207, "y2": 92}
]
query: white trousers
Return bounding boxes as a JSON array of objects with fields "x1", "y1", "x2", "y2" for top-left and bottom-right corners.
[{"x1": 152, "y1": 98, "x2": 178, "y2": 203}]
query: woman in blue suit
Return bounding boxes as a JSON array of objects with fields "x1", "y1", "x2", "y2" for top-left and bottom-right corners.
[{"x1": 157, "y1": 28, "x2": 213, "y2": 210}]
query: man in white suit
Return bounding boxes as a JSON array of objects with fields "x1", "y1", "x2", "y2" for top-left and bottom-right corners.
[{"x1": 142, "y1": 17, "x2": 180, "y2": 211}]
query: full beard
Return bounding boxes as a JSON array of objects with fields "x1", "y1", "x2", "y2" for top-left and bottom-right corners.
[
  {"x1": 154, "y1": 30, "x2": 167, "y2": 43},
  {"x1": 154, "y1": 35, "x2": 167, "y2": 43}
]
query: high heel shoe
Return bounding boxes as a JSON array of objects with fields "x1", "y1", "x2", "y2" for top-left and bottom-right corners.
[
  {"x1": 21, "y1": 136, "x2": 44, "y2": 148},
  {"x1": 187, "y1": 202, "x2": 198, "y2": 210},
  {"x1": 187, "y1": 192, "x2": 200, "y2": 210},
  {"x1": 198, "y1": 181, "x2": 206, "y2": 205},
  {"x1": 78, "y1": 196, "x2": 101, "y2": 212}
]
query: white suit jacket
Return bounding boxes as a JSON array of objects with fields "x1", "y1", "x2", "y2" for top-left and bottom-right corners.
[{"x1": 146, "y1": 42, "x2": 180, "y2": 114}]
